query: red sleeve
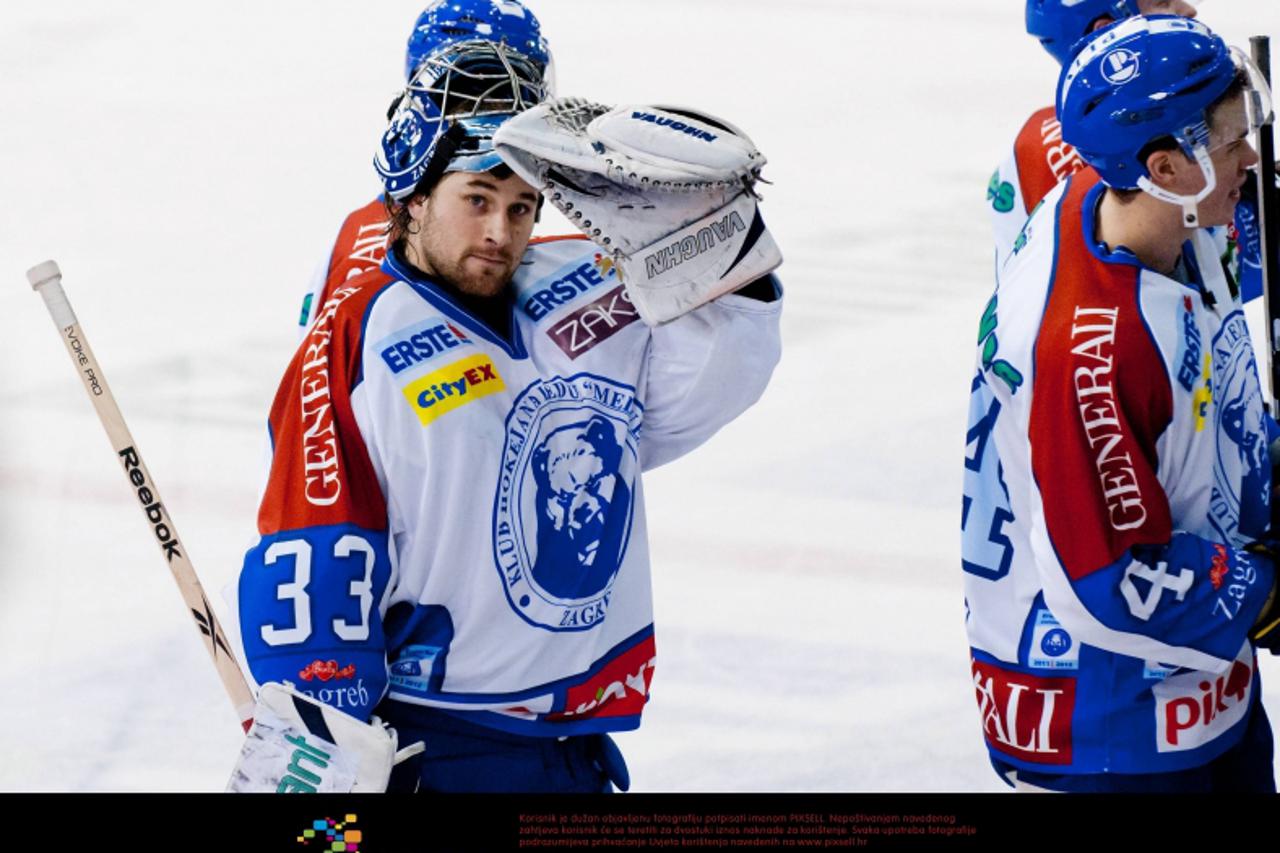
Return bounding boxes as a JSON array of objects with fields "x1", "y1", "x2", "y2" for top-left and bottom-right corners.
[
  {"x1": 1014, "y1": 106, "x2": 1090, "y2": 214},
  {"x1": 317, "y1": 199, "x2": 389, "y2": 312},
  {"x1": 260, "y1": 269, "x2": 394, "y2": 534},
  {"x1": 1028, "y1": 177, "x2": 1173, "y2": 580}
]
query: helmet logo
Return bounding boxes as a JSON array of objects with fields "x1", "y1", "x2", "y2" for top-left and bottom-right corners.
[
  {"x1": 494, "y1": 0, "x2": 529, "y2": 16},
  {"x1": 1101, "y1": 48, "x2": 1140, "y2": 84},
  {"x1": 394, "y1": 112, "x2": 423, "y2": 148}
]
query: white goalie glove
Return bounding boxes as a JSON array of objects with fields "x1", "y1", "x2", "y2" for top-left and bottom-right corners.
[
  {"x1": 227, "y1": 681, "x2": 423, "y2": 793},
  {"x1": 494, "y1": 98, "x2": 782, "y2": 325}
]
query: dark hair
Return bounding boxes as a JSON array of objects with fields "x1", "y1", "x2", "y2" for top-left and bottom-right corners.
[
  {"x1": 385, "y1": 195, "x2": 414, "y2": 243},
  {"x1": 384, "y1": 162, "x2": 537, "y2": 242}
]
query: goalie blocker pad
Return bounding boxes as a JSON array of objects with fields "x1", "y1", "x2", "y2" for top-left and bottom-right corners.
[
  {"x1": 227, "y1": 682, "x2": 422, "y2": 793},
  {"x1": 624, "y1": 190, "x2": 781, "y2": 324},
  {"x1": 495, "y1": 100, "x2": 782, "y2": 325}
]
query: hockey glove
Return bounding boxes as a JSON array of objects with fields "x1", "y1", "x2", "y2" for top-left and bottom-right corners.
[
  {"x1": 227, "y1": 681, "x2": 423, "y2": 793},
  {"x1": 1243, "y1": 542, "x2": 1280, "y2": 653},
  {"x1": 493, "y1": 98, "x2": 782, "y2": 325}
]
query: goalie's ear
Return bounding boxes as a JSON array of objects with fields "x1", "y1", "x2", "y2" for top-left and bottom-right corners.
[{"x1": 587, "y1": 106, "x2": 765, "y2": 183}]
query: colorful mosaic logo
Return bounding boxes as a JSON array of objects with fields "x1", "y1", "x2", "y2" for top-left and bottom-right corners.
[{"x1": 297, "y1": 814, "x2": 361, "y2": 851}]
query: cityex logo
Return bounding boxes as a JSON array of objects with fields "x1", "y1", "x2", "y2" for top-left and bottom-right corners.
[
  {"x1": 389, "y1": 643, "x2": 445, "y2": 695},
  {"x1": 492, "y1": 373, "x2": 642, "y2": 631},
  {"x1": 401, "y1": 353, "x2": 505, "y2": 426}
]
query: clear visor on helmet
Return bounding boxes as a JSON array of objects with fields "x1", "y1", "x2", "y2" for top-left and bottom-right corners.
[
  {"x1": 1139, "y1": 45, "x2": 1272, "y2": 226},
  {"x1": 1233, "y1": 46, "x2": 1274, "y2": 137},
  {"x1": 1172, "y1": 48, "x2": 1271, "y2": 157},
  {"x1": 409, "y1": 40, "x2": 551, "y2": 119}
]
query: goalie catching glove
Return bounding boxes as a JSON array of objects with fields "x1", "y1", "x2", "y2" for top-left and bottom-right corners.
[
  {"x1": 493, "y1": 99, "x2": 782, "y2": 325},
  {"x1": 227, "y1": 681, "x2": 423, "y2": 793}
]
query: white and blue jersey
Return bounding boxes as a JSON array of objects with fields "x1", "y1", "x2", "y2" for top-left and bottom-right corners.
[
  {"x1": 239, "y1": 234, "x2": 782, "y2": 737},
  {"x1": 964, "y1": 170, "x2": 1275, "y2": 776}
]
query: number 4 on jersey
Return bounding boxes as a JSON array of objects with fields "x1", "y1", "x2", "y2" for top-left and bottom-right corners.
[{"x1": 1119, "y1": 558, "x2": 1193, "y2": 622}]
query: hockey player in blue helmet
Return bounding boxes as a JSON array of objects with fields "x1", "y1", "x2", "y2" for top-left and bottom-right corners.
[
  {"x1": 404, "y1": 0, "x2": 552, "y2": 85},
  {"x1": 1057, "y1": 16, "x2": 1269, "y2": 231},
  {"x1": 400, "y1": 0, "x2": 554, "y2": 121},
  {"x1": 289, "y1": 0, "x2": 555, "y2": 335},
  {"x1": 989, "y1": 1, "x2": 1198, "y2": 271},
  {"x1": 1025, "y1": 0, "x2": 1195, "y2": 64},
  {"x1": 234, "y1": 0, "x2": 784, "y2": 793},
  {"x1": 962, "y1": 15, "x2": 1280, "y2": 792}
]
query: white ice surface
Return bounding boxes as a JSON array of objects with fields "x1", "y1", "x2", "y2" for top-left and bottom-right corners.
[{"x1": 1, "y1": 0, "x2": 1277, "y2": 792}]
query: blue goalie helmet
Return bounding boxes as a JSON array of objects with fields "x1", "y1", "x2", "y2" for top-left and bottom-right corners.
[
  {"x1": 1026, "y1": 0, "x2": 1140, "y2": 65},
  {"x1": 375, "y1": 95, "x2": 510, "y2": 202},
  {"x1": 403, "y1": 0, "x2": 554, "y2": 119},
  {"x1": 1058, "y1": 15, "x2": 1270, "y2": 223}
]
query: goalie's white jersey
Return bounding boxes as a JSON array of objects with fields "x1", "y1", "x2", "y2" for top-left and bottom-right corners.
[{"x1": 239, "y1": 235, "x2": 782, "y2": 736}]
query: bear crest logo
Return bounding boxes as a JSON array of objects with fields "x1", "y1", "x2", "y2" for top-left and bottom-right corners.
[{"x1": 493, "y1": 373, "x2": 642, "y2": 631}]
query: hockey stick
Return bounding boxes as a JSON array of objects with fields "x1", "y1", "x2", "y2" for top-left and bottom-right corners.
[
  {"x1": 26, "y1": 260, "x2": 255, "y2": 732},
  {"x1": 1252, "y1": 38, "x2": 1280, "y2": 533}
]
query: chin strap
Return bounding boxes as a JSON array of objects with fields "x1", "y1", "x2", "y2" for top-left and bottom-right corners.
[{"x1": 1135, "y1": 143, "x2": 1218, "y2": 228}]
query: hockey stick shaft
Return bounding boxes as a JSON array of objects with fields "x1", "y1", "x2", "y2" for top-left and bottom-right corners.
[
  {"x1": 1251, "y1": 38, "x2": 1280, "y2": 532},
  {"x1": 1254, "y1": 38, "x2": 1279, "y2": 400},
  {"x1": 26, "y1": 260, "x2": 255, "y2": 732}
]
